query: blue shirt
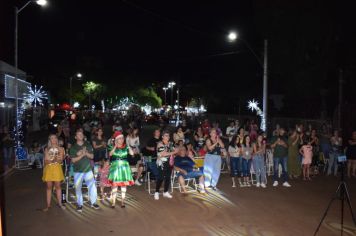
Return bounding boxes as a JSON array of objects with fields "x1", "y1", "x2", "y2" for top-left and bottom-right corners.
[{"x1": 174, "y1": 156, "x2": 195, "y2": 172}]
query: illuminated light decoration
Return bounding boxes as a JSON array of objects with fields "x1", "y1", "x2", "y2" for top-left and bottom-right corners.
[
  {"x1": 91, "y1": 105, "x2": 95, "y2": 112},
  {"x1": 15, "y1": 146, "x2": 27, "y2": 160},
  {"x1": 101, "y1": 100, "x2": 105, "y2": 112},
  {"x1": 141, "y1": 104, "x2": 152, "y2": 115},
  {"x1": 73, "y1": 102, "x2": 80, "y2": 108},
  {"x1": 113, "y1": 97, "x2": 136, "y2": 111},
  {"x1": 199, "y1": 105, "x2": 207, "y2": 112},
  {"x1": 24, "y1": 84, "x2": 48, "y2": 107},
  {"x1": 247, "y1": 99, "x2": 266, "y2": 131}
]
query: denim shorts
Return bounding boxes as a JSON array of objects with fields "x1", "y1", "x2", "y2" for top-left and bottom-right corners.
[{"x1": 177, "y1": 170, "x2": 203, "y2": 179}]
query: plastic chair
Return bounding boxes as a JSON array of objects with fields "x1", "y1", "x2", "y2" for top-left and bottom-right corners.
[
  {"x1": 266, "y1": 149, "x2": 274, "y2": 176},
  {"x1": 171, "y1": 170, "x2": 197, "y2": 193},
  {"x1": 14, "y1": 147, "x2": 31, "y2": 170}
]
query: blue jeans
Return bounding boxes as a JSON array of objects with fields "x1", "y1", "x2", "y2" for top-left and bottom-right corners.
[
  {"x1": 147, "y1": 161, "x2": 159, "y2": 180},
  {"x1": 230, "y1": 157, "x2": 241, "y2": 177},
  {"x1": 73, "y1": 171, "x2": 97, "y2": 206},
  {"x1": 273, "y1": 156, "x2": 288, "y2": 182},
  {"x1": 327, "y1": 152, "x2": 338, "y2": 176},
  {"x1": 320, "y1": 144, "x2": 331, "y2": 160},
  {"x1": 241, "y1": 158, "x2": 252, "y2": 177},
  {"x1": 203, "y1": 154, "x2": 222, "y2": 188},
  {"x1": 2, "y1": 147, "x2": 13, "y2": 166},
  {"x1": 253, "y1": 155, "x2": 266, "y2": 184}
]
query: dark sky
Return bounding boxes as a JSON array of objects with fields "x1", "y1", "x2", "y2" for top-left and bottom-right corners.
[{"x1": 1, "y1": 0, "x2": 356, "y2": 115}]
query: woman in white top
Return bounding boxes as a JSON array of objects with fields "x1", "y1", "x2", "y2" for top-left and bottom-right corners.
[
  {"x1": 126, "y1": 128, "x2": 144, "y2": 186},
  {"x1": 241, "y1": 135, "x2": 253, "y2": 187},
  {"x1": 228, "y1": 135, "x2": 243, "y2": 187}
]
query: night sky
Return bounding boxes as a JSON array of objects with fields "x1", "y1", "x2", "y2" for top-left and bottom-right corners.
[{"x1": 1, "y1": 1, "x2": 356, "y2": 115}]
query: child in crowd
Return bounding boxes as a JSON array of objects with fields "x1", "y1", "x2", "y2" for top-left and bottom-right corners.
[
  {"x1": 99, "y1": 158, "x2": 111, "y2": 199},
  {"x1": 300, "y1": 142, "x2": 313, "y2": 180},
  {"x1": 28, "y1": 141, "x2": 43, "y2": 168}
]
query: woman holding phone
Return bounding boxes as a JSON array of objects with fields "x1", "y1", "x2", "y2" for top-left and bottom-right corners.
[{"x1": 42, "y1": 134, "x2": 66, "y2": 211}]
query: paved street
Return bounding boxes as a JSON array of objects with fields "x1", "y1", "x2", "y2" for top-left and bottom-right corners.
[
  {"x1": 1, "y1": 125, "x2": 356, "y2": 236},
  {"x1": 3, "y1": 167, "x2": 356, "y2": 236}
]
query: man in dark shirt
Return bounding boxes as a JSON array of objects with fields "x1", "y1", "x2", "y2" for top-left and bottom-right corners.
[
  {"x1": 174, "y1": 145, "x2": 205, "y2": 194},
  {"x1": 144, "y1": 128, "x2": 161, "y2": 179},
  {"x1": 270, "y1": 128, "x2": 291, "y2": 187}
]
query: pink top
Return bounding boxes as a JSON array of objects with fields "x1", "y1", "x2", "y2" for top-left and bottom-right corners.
[{"x1": 301, "y1": 145, "x2": 313, "y2": 159}]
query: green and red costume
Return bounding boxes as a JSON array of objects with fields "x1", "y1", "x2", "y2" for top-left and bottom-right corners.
[{"x1": 108, "y1": 144, "x2": 134, "y2": 187}]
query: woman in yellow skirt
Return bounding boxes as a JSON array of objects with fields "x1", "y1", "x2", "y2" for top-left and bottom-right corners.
[{"x1": 42, "y1": 134, "x2": 65, "y2": 211}]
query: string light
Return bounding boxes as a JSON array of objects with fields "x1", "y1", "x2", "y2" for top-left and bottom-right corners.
[{"x1": 247, "y1": 99, "x2": 266, "y2": 131}]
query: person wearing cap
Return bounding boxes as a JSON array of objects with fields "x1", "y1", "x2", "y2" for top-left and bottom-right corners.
[{"x1": 108, "y1": 131, "x2": 135, "y2": 208}]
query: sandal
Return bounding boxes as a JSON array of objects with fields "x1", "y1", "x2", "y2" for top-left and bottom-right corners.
[
  {"x1": 57, "y1": 204, "x2": 66, "y2": 210},
  {"x1": 42, "y1": 207, "x2": 50, "y2": 212}
]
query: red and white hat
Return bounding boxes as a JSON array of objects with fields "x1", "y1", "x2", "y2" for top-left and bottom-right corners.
[{"x1": 112, "y1": 131, "x2": 124, "y2": 139}]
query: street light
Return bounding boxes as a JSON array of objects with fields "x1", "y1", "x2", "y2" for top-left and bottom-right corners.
[
  {"x1": 227, "y1": 30, "x2": 268, "y2": 133},
  {"x1": 163, "y1": 87, "x2": 168, "y2": 105},
  {"x1": 168, "y1": 81, "x2": 176, "y2": 107},
  {"x1": 70, "y1": 73, "x2": 83, "y2": 106},
  {"x1": 227, "y1": 31, "x2": 238, "y2": 42},
  {"x1": 14, "y1": 0, "x2": 47, "y2": 147}
]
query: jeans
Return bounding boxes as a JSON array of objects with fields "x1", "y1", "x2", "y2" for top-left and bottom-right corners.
[
  {"x1": 253, "y1": 155, "x2": 266, "y2": 184},
  {"x1": 2, "y1": 147, "x2": 13, "y2": 166},
  {"x1": 230, "y1": 157, "x2": 241, "y2": 177},
  {"x1": 147, "y1": 160, "x2": 159, "y2": 180},
  {"x1": 320, "y1": 144, "x2": 331, "y2": 160},
  {"x1": 327, "y1": 152, "x2": 338, "y2": 176},
  {"x1": 241, "y1": 158, "x2": 252, "y2": 177},
  {"x1": 203, "y1": 154, "x2": 222, "y2": 187},
  {"x1": 155, "y1": 161, "x2": 171, "y2": 192},
  {"x1": 28, "y1": 153, "x2": 43, "y2": 166},
  {"x1": 73, "y1": 171, "x2": 97, "y2": 206},
  {"x1": 273, "y1": 156, "x2": 289, "y2": 182}
]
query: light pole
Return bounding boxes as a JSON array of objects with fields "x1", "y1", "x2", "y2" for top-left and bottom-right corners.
[
  {"x1": 168, "y1": 81, "x2": 176, "y2": 107},
  {"x1": 163, "y1": 87, "x2": 168, "y2": 105},
  {"x1": 70, "y1": 73, "x2": 82, "y2": 106},
  {"x1": 228, "y1": 31, "x2": 268, "y2": 134},
  {"x1": 14, "y1": 0, "x2": 47, "y2": 146}
]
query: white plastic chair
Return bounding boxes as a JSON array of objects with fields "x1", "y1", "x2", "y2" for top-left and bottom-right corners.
[{"x1": 171, "y1": 170, "x2": 197, "y2": 193}]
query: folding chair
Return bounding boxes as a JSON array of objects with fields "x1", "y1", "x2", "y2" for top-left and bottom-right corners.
[
  {"x1": 171, "y1": 170, "x2": 197, "y2": 193},
  {"x1": 65, "y1": 163, "x2": 90, "y2": 204},
  {"x1": 266, "y1": 149, "x2": 274, "y2": 176},
  {"x1": 144, "y1": 160, "x2": 173, "y2": 195},
  {"x1": 250, "y1": 164, "x2": 257, "y2": 186},
  {"x1": 14, "y1": 147, "x2": 31, "y2": 170}
]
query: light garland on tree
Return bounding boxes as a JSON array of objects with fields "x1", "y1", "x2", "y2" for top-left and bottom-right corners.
[{"x1": 247, "y1": 99, "x2": 266, "y2": 131}]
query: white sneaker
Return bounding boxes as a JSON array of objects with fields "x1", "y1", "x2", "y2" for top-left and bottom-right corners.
[
  {"x1": 261, "y1": 183, "x2": 266, "y2": 188},
  {"x1": 273, "y1": 181, "x2": 278, "y2": 187},
  {"x1": 283, "y1": 182, "x2": 291, "y2": 187},
  {"x1": 135, "y1": 180, "x2": 142, "y2": 186},
  {"x1": 154, "y1": 192, "x2": 159, "y2": 200},
  {"x1": 256, "y1": 182, "x2": 260, "y2": 188},
  {"x1": 163, "y1": 192, "x2": 173, "y2": 199}
]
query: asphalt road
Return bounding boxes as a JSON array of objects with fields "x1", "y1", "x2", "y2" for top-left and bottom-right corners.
[{"x1": 2, "y1": 125, "x2": 356, "y2": 236}]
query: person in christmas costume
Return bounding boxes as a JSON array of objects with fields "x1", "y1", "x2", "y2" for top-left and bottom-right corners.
[{"x1": 108, "y1": 131, "x2": 134, "y2": 208}]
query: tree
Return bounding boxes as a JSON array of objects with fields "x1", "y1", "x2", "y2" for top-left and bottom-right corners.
[{"x1": 83, "y1": 81, "x2": 104, "y2": 108}]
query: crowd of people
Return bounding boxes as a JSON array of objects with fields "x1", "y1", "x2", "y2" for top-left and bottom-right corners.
[{"x1": 2, "y1": 113, "x2": 356, "y2": 212}]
